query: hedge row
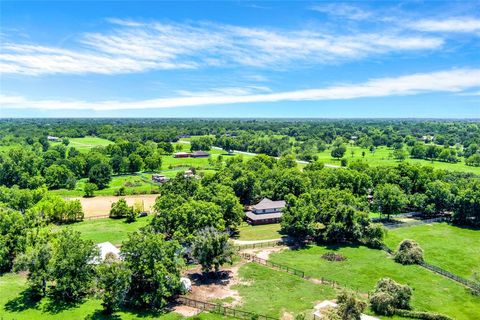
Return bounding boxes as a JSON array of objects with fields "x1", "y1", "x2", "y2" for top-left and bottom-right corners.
[{"x1": 394, "y1": 309, "x2": 453, "y2": 320}]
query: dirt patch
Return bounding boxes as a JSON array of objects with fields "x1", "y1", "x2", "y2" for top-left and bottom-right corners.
[
  {"x1": 281, "y1": 311, "x2": 295, "y2": 320},
  {"x1": 172, "y1": 305, "x2": 201, "y2": 317},
  {"x1": 69, "y1": 194, "x2": 158, "y2": 218},
  {"x1": 185, "y1": 264, "x2": 246, "y2": 307},
  {"x1": 242, "y1": 246, "x2": 287, "y2": 260}
]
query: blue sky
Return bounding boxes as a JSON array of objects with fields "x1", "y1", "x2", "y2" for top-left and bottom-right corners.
[{"x1": 1, "y1": 1, "x2": 479, "y2": 118}]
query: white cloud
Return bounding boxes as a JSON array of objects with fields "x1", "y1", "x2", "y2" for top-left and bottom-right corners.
[
  {"x1": 0, "y1": 20, "x2": 444, "y2": 75},
  {"x1": 408, "y1": 17, "x2": 480, "y2": 33},
  {"x1": 311, "y1": 4, "x2": 372, "y2": 20},
  {"x1": 2, "y1": 68, "x2": 479, "y2": 110}
]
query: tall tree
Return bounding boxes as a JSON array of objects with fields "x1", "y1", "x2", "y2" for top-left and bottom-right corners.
[{"x1": 192, "y1": 227, "x2": 235, "y2": 275}]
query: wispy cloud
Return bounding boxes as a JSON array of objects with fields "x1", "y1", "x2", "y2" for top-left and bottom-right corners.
[
  {"x1": 408, "y1": 17, "x2": 480, "y2": 33},
  {"x1": 0, "y1": 20, "x2": 444, "y2": 75},
  {"x1": 311, "y1": 3, "x2": 372, "y2": 20},
  {"x1": 2, "y1": 68, "x2": 479, "y2": 110}
]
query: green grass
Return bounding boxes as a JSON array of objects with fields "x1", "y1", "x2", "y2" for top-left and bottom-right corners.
[
  {"x1": 237, "y1": 223, "x2": 283, "y2": 241},
  {"x1": 385, "y1": 222, "x2": 480, "y2": 280},
  {"x1": 316, "y1": 146, "x2": 480, "y2": 175},
  {"x1": 269, "y1": 245, "x2": 480, "y2": 319},
  {"x1": 55, "y1": 216, "x2": 153, "y2": 245},
  {"x1": 51, "y1": 136, "x2": 113, "y2": 153},
  {"x1": 234, "y1": 263, "x2": 336, "y2": 318}
]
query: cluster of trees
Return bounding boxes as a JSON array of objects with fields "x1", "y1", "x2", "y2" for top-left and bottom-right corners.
[{"x1": 410, "y1": 143, "x2": 459, "y2": 163}]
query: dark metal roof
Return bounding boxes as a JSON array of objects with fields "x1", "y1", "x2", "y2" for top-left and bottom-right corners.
[{"x1": 252, "y1": 198, "x2": 286, "y2": 211}]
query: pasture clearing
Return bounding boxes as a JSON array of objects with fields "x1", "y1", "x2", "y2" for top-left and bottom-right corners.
[
  {"x1": 269, "y1": 245, "x2": 480, "y2": 319},
  {"x1": 385, "y1": 222, "x2": 480, "y2": 280},
  {"x1": 316, "y1": 146, "x2": 480, "y2": 175},
  {"x1": 51, "y1": 136, "x2": 113, "y2": 153},
  {"x1": 70, "y1": 194, "x2": 159, "y2": 218},
  {"x1": 237, "y1": 223, "x2": 283, "y2": 241},
  {"x1": 56, "y1": 216, "x2": 153, "y2": 245}
]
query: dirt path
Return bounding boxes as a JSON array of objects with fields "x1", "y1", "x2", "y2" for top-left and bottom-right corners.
[{"x1": 68, "y1": 194, "x2": 158, "y2": 218}]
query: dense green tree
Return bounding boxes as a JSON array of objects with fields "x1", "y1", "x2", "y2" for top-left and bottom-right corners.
[
  {"x1": 45, "y1": 164, "x2": 76, "y2": 190},
  {"x1": 425, "y1": 181, "x2": 453, "y2": 214},
  {"x1": 96, "y1": 256, "x2": 131, "y2": 314},
  {"x1": 370, "y1": 278, "x2": 412, "y2": 315},
  {"x1": 83, "y1": 182, "x2": 98, "y2": 197},
  {"x1": 336, "y1": 290, "x2": 367, "y2": 320},
  {"x1": 192, "y1": 227, "x2": 235, "y2": 275},
  {"x1": 49, "y1": 229, "x2": 99, "y2": 301},
  {"x1": 331, "y1": 144, "x2": 347, "y2": 159},
  {"x1": 14, "y1": 233, "x2": 52, "y2": 297},
  {"x1": 128, "y1": 153, "x2": 144, "y2": 173},
  {"x1": 453, "y1": 181, "x2": 480, "y2": 226},
  {"x1": 109, "y1": 198, "x2": 132, "y2": 219},
  {"x1": 88, "y1": 163, "x2": 112, "y2": 189},
  {"x1": 121, "y1": 229, "x2": 183, "y2": 309},
  {"x1": 374, "y1": 184, "x2": 408, "y2": 219},
  {"x1": 465, "y1": 153, "x2": 480, "y2": 167},
  {"x1": 190, "y1": 136, "x2": 213, "y2": 151},
  {"x1": 0, "y1": 207, "x2": 28, "y2": 272},
  {"x1": 144, "y1": 153, "x2": 162, "y2": 171},
  {"x1": 394, "y1": 239, "x2": 424, "y2": 265}
]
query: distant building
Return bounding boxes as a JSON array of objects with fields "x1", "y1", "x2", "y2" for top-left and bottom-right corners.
[
  {"x1": 191, "y1": 150, "x2": 210, "y2": 158},
  {"x1": 47, "y1": 135, "x2": 60, "y2": 142},
  {"x1": 92, "y1": 242, "x2": 120, "y2": 264},
  {"x1": 152, "y1": 174, "x2": 169, "y2": 183},
  {"x1": 183, "y1": 169, "x2": 195, "y2": 178},
  {"x1": 174, "y1": 152, "x2": 191, "y2": 158},
  {"x1": 245, "y1": 198, "x2": 286, "y2": 225}
]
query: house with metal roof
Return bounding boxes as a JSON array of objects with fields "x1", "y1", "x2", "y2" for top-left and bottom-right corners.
[{"x1": 245, "y1": 198, "x2": 286, "y2": 225}]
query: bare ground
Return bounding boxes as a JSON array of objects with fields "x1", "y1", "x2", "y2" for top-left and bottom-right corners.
[
  {"x1": 184, "y1": 264, "x2": 248, "y2": 307},
  {"x1": 242, "y1": 246, "x2": 287, "y2": 260},
  {"x1": 69, "y1": 194, "x2": 158, "y2": 217}
]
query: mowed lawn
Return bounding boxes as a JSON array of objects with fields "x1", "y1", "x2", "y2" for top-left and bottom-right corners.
[
  {"x1": 234, "y1": 263, "x2": 336, "y2": 318},
  {"x1": 385, "y1": 222, "x2": 480, "y2": 280},
  {"x1": 269, "y1": 245, "x2": 480, "y2": 319},
  {"x1": 55, "y1": 216, "x2": 153, "y2": 245},
  {"x1": 0, "y1": 273, "x2": 233, "y2": 320},
  {"x1": 51, "y1": 136, "x2": 113, "y2": 153},
  {"x1": 316, "y1": 146, "x2": 480, "y2": 175},
  {"x1": 237, "y1": 223, "x2": 283, "y2": 241}
]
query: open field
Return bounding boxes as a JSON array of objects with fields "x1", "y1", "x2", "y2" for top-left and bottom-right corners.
[
  {"x1": 233, "y1": 262, "x2": 336, "y2": 318},
  {"x1": 51, "y1": 136, "x2": 113, "y2": 153},
  {"x1": 316, "y1": 146, "x2": 480, "y2": 175},
  {"x1": 70, "y1": 194, "x2": 159, "y2": 218},
  {"x1": 0, "y1": 273, "x2": 233, "y2": 320},
  {"x1": 56, "y1": 216, "x2": 153, "y2": 245},
  {"x1": 237, "y1": 223, "x2": 283, "y2": 241},
  {"x1": 385, "y1": 222, "x2": 480, "y2": 280},
  {"x1": 269, "y1": 245, "x2": 480, "y2": 319}
]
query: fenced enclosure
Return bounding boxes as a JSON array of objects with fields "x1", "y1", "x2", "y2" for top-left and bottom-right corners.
[
  {"x1": 177, "y1": 296, "x2": 277, "y2": 320},
  {"x1": 234, "y1": 239, "x2": 287, "y2": 251},
  {"x1": 241, "y1": 252, "x2": 305, "y2": 278}
]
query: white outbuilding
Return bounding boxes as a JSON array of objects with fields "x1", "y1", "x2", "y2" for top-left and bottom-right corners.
[{"x1": 92, "y1": 242, "x2": 121, "y2": 264}]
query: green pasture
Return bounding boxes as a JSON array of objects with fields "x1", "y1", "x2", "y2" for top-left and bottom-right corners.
[
  {"x1": 317, "y1": 145, "x2": 480, "y2": 174},
  {"x1": 0, "y1": 273, "x2": 232, "y2": 320},
  {"x1": 51, "y1": 136, "x2": 113, "y2": 153},
  {"x1": 55, "y1": 216, "x2": 153, "y2": 246},
  {"x1": 269, "y1": 245, "x2": 480, "y2": 319},
  {"x1": 385, "y1": 222, "x2": 480, "y2": 280},
  {"x1": 234, "y1": 262, "x2": 336, "y2": 318},
  {"x1": 237, "y1": 223, "x2": 283, "y2": 241}
]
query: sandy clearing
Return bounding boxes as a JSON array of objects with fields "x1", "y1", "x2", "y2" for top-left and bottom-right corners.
[
  {"x1": 68, "y1": 194, "x2": 159, "y2": 218},
  {"x1": 242, "y1": 246, "x2": 287, "y2": 260}
]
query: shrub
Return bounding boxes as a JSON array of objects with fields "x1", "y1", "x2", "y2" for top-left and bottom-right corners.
[
  {"x1": 394, "y1": 239, "x2": 424, "y2": 265},
  {"x1": 393, "y1": 309, "x2": 453, "y2": 320},
  {"x1": 370, "y1": 278, "x2": 412, "y2": 315},
  {"x1": 321, "y1": 252, "x2": 347, "y2": 261}
]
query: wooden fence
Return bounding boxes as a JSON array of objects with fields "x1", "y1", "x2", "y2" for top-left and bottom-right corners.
[
  {"x1": 241, "y1": 252, "x2": 305, "y2": 278},
  {"x1": 383, "y1": 217, "x2": 450, "y2": 229},
  {"x1": 178, "y1": 296, "x2": 277, "y2": 320},
  {"x1": 381, "y1": 245, "x2": 480, "y2": 294},
  {"x1": 234, "y1": 240, "x2": 287, "y2": 251}
]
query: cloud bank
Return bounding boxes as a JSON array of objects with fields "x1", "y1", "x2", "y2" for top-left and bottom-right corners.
[{"x1": 2, "y1": 68, "x2": 479, "y2": 111}]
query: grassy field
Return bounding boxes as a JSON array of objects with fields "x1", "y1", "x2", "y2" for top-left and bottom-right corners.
[
  {"x1": 0, "y1": 273, "x2": 233, "y2": 320},
  {"x1": 237, "y1": 223, "x2": 283, "y2": 241},
  {"x1": 269, "y1": 245, "x2": 480, "y2": 319},
  {"x1": 317, "y1": 145, "x2": 480, "y2": 175},
  {"x1": 55, "y1": 216, "x2": 153, "y2": 245},
  {"x1": 233, "y1": 262, "x2": 336, "y2": 318},
  {"x1": 385, "y1": 222, "x2": 480, "y2": 280},
  {"x1": 51, "y1": 136, "x2": 113, "y2": 153}
]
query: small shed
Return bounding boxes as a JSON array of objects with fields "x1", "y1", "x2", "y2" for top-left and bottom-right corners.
[
  {"x1": 174, "y1": 152, "x2": 191, "y2": 158},
  {"x1": 191, "y1": 150, "x2": 210, "y2": 158}
]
